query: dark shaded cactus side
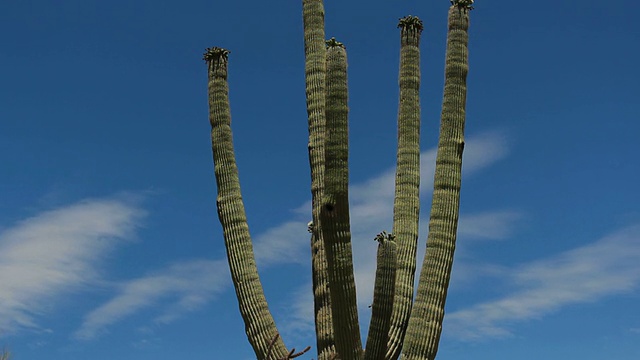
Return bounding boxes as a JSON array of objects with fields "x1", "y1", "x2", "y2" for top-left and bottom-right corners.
[
  {"x1": 387, "y1": 15, "x2": 424, "y2": 360},
  {"x1": 204, "y1": 47, "x2": 288, "y2": 359},
  {"x1": 401, "y1": 3, "x2": 472, "y2": 360}
]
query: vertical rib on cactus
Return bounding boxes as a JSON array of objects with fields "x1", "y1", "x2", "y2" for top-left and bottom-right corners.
[
  {"x1": 365, "y1": 232, "x2": 397, "y2": 360},
  {"x1": 302, "y1": 1, "x2": 335, "y2": 359},
  {"x1": 387, "y1": 15, "x2": 423, "y2": 360},
  {"x1": 321, "y1": 39, "x2": 363, "y2": 360},
  {"x1": 400, "y1": 4, "x2": 471, "y2": 360},
  {"x1": 204, "y1": 47, "x2": 287, "y2": 359}
]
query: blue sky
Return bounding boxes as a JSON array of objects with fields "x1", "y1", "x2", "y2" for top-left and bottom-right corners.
[{"x1": 1, "y1": 0, "x2": 639, "y2": 359}]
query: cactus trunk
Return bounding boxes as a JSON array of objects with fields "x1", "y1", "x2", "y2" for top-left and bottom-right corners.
[
  {"x1": 386, "y1": 15, "x2": 424, "y2": 360},
  {"x1": 401, "y1": 5, "x2": 471, "y2": 360},
  {"x1": 204, "y1": 47, "x2": 288, "y2": 359},
  {"x1": 207, "y1": 2, "x2": 475, "y2": 359},
  {"x1": 302, "y1": 1, "x2": 337, "y2": 359},
  {"x1": 365, "y1": 233, "x2": 398, "y2": 360},
  {"x1": 321, "y1": 40, "x2": 363, "y2": 360}
]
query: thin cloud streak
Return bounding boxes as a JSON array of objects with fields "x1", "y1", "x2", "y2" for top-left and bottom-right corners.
[
  {"x1": 254, "y1": 131, "x2": 510, "y2": 271},
  {"x1": 457, "y1": 211, "x2": 524, "y2": 240},
  {"x1": 445, "y1": 224, "x2": 640, "y2": 341},
  {"x1": 75, "y1": 259, "x2": 229, "y2": 340},
  {"x1": 348, "y1": 131, "x2": 512, "y2": 313},
  {"x1": 270, "y1": 131, "x2": 512, "y2": 338},
  {"x1": 254, "y1": 221, "x2": 310, "y2": 267},
  {"x1": 0, "y1": 197, "x2": 145, "y2": 336}
]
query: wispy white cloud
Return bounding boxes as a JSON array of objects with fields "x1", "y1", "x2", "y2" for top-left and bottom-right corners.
[
  {"x1": 254, "y1": 221, "x2": 310, "y2": 267},
  {"x1": 444, "y1": 224, "x2": 640, "y2": 341},
  {"x1": 255, "y1": 131, "x2": 510, "y2": 269},
  {"x1": 459, "y1": 131, "x2": 510, "y2": 176},
  {"x1": 350, "y1": 130, "x2": 509, "y2": 208},
  {"x1": 457, "y1": 211, "x2": 524, "y2": 240},
  {"x1": 277, "y1": 285, "x2": 315, "y2": 340},
  {"x1": 265, "y1": 131, "x2": 512, "y2": 338},
  {"x1": 74, "y1": 259, "x2": 229, "y2": 340},
  {"x1": 350, "y1": 132, "x2": 513, "y2": 314},
  {"x1": 0, "y1": 197, "x2": 145, "y2": 336}
]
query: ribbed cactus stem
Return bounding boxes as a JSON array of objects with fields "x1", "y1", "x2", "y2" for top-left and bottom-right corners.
[
  {"x1": 401, "y1": 5, "x2": 471, "y2": 360},
  {"x1": 365, "y1": 232, "x2": 397, "y2": 360},
  {"x1": 321, "y1": 40, "x2": 363, "y2": 360},
  {"x1": 387, "y1": 15, "x2": 423, "y2": 360},
  {"x1": 204, "y1": 46, "x2": 288, "y2": 359},
  {"x1": 302, "y1": 1, "x2": 336, "y2": 359}
]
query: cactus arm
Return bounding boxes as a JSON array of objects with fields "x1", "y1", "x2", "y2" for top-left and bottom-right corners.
[
  {"x1": 401, "y1": 4, "x2": 471, "y2": 360},
  {"x1": 204, "y1": 47, "x2": 288, "y2": 359},
  {"x1": 302, "y1": 1, "x2": 336, "y2": 359},
  {"x1": 364, "y1": 232, "x2": 398, "y2": 360},
  {"x1": 386, "y1": 15, "x2": 424, "y2": 360},
  {"x1": 320, "y1": 40, "x2": 363, "y2": 360}
]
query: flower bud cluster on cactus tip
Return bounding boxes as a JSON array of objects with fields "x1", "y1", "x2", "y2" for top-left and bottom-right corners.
[
  {"x1": 397, "y1": 15, "x2": 424, "y2": 32},
  {"x1": 451, "y1": 0, "x2": 475, "y2": 10},
  {"x1": 325, "y1": 37, "x2": 345, "y2": 49},
  {"x1": 374, "y1": 231, "x2": 395, "y2": 244},
  {"x1": 202, "y1": 46, "x2": 230, "y2": 62}
]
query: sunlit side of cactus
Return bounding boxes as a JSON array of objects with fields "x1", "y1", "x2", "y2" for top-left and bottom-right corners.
[
  {"x1": 204, "y1": 47, "x2": 287, "y2": 359},
  {"x1": 401, "y1": 3, "x2": 472, "y2": 360},
  {"x1": 205, "y1": 1, "x2": 474, "y2": 359},
  {"x1": 386, "y1": 15, "x2": 424, "y2": 360}
]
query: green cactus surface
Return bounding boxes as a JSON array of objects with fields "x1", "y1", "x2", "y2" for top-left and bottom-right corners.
[
  {"x1": 302, "y1": 1, "x2": 336, "y2": 360},
  {"x1": 386, "y1": 14, "x2": 424, "y2": 360},
  {"x1": 205, "y1": 46, "x2": 288, "y2": 359},
  {"x1": 401, "y1": 5, "x2": 471, "y2": 360},
  {"x1": 365, "y1": 232, "x2": 398, "y2": 360},
  {"x1": 206, "y1": 1, "x2": 474, "y2": 359},
  {"x1": 320, "y1": 40, "x2": 363, "y2": 360}
]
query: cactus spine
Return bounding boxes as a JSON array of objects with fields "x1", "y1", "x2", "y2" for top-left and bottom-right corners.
[{"x1": 401, "y1": 3, "x2": 471, "y2": 360}]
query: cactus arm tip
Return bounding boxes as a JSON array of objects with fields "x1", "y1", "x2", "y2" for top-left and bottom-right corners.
[
  {"x1": 397, "y1": 15, "x2": 424, "y2": 32},
  {"x1": 326, "y1": 37, "x2": 345, "y2": 49},
  {"x1": 451, "y1": 0, "x2": 475, "y2": 10},
  {"x1": 203, "y1": 46, "x2": 231, "y2": 62}
]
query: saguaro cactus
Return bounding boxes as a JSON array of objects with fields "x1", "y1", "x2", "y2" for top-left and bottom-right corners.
[
  {"x1": 320, "y1": 37, "x2": 363, "y2": 360},
  {"x1": 365, "y1": 231, "x2": 397, "y2": 360},
  {"x1": 386, "y1": 14, "x2": 424, "y2": 360},
  {"x1": 204, "y1": 46, "x2": 287, "y2": 359},
  {"x1": 401, "y1": 2, "x2": 472, "y2": 360},
  {"x1": 205, "y1": 1, "x2": 474, "y2": 359},
  {"x1": 302, "y1": 1, "x2": 336, "y2": 360}
]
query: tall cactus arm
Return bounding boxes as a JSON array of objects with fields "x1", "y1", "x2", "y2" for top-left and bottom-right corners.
[
  {"x1": 302, "y1": 1, "x2": 336, "y2": 359},
  {"x1": 365, "y1": 232, "x2": 398, "y2": 360},
  {"x1": 401, "y1": 3, "x2": 471, "y2": 360},
  {"x1": 386, "y1": 15, "x2": 424, "y2": 360},
  {"x1": 320, "y1": 40, "x2": 363, "y2": 360},
  {"x1": 204, "y1": 47, "x2": 288, "y2": 359}
]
